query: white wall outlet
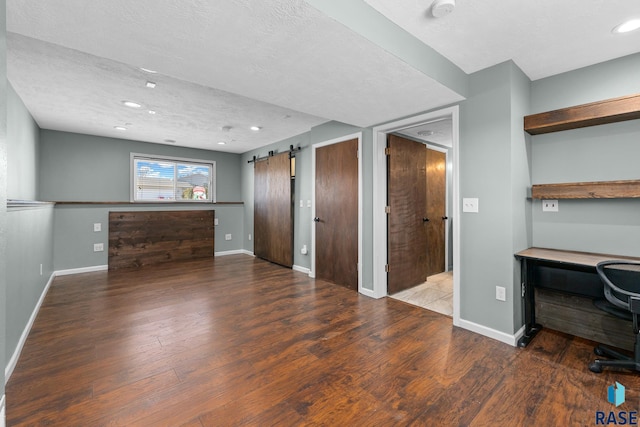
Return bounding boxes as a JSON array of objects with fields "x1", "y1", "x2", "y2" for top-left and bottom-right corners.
[
  {"x1": 93, "y1": 243, "x2": 104, "y2": 252},
  {"x1": 93, "y1": 223, "x2": 101, "y2": 232},
  {"x1": 542, "y1": 199, "x2": 559, "y2": 212},
  {"x1": 496, "y1": 286, "x2": 506, "y2": 301},
  {"x1": 462, "y1": 198, "x2": 479, "y2": 213},
  {"x1": 225, "y1": 234, "x2": 232, "y2": 241},
  {"x1": 214, "y1": 218, "x2": 219, "y2": 226},
  {"x1": 300, "y1": 200, "x2": 304, "y2": 208},
  {"x1": 307, "y1": 200, "x2": 312, "y2": 208},
  {"x1": 301, "y1": 244, "x2": 308, "y2": 255}
]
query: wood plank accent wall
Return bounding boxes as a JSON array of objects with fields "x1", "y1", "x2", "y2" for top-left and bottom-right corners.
[
  {"x1": 108, "y1": 210, "x2": 214, "y2": 270},
  {"x1": 253, "y1": 152, "x2": 293, "y2": 268},
  {"x1": 524, "y1": 93, "x2": 640, "y2": 135},
  {"x1": 531, "y1": 179, "x2": 640, "y2": 199}
]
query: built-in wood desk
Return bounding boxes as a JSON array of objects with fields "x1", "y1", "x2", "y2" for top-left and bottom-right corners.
[{"x1": 515, "y1": 248, "x2": 640, "y2": 348}]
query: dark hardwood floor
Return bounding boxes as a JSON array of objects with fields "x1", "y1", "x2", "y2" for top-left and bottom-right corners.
[{"x1": 6, "y1": 255, "x2": 640, "y2": 426}]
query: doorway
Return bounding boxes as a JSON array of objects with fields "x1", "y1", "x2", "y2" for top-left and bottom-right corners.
[{"x1": 372, "y1": 106, "x2": 460, "y2": 324}]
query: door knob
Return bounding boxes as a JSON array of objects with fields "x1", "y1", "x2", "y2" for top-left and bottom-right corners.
[
  {"x1": 442, "y1": 216, "x2": 448, "y2": 220},
  {"x1": 423, "y1": 217, "x2": 429, "y2": 222},
  {"x1": 313, "y1": 217, "x2": 320, "y2": 222}
]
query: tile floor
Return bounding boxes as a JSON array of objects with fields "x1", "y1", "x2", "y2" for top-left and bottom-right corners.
[{"x1": 389, "y1": 271, "x2": 453, "y2": 317}]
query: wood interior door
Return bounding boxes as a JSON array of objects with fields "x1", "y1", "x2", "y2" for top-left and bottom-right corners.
[
  {"x1": 315, "y1": 138, "x2": 358, "y2": 290},
  {"x1": 387, "y1": 134, "x2": 427, "y2": 295},
  {"x1": 253, "y1": 152, "x2": 293, "y2": 267},
  {"x1": 426, "y1": 147, "x2": 447, "y2": 276}
]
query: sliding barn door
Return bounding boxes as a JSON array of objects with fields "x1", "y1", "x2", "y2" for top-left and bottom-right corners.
[{"x1": 253, "y1": 152, "x2": 293, "y2": 267}]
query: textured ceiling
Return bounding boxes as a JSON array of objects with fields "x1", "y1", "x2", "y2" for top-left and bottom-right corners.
[
  {"x1": 6, "y1": 0, "x2": 640, "y2": 153},
  {"x1": 6, "y1": 0, "x2": 462, "y2": 153},
  {"x1": 364, "y1": 0, "x2": 640, "y2": 80}
]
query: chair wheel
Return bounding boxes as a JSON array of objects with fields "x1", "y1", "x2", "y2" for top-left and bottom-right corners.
[
  {"x1": 589, "y1": 362, "x2": 603, "y2": 373},
  {"x1": 594, "y1": 347, "x2": 606, "y2": 356}
]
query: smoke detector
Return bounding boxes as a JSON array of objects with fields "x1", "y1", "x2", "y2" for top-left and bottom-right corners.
[{"x1": 431, "y1": 0, "x2": 455, "y2": 18}]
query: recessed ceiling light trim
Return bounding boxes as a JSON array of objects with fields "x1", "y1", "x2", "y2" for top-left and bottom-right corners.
[
  {"x1": 613, "y1": 18, "x2": 640, "y2": 34},
  {"x1": 140, "y1": 67, "x2": 157, "y2": 74},
  {"x1": 217, "y1": 141, "x2": 227, "y2": 145},
  {"x1": 114, "y1": 126, "x2": 127, "y2": 131},
  {"x1": 250, "y1": 126, "x2": 262, "y2": 131},
  {"x1": 122, "y1": 100, "x2": 142, "y2": 108}
]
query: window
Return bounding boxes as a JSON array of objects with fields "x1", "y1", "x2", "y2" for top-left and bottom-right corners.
[{"x1": 131, "y1": 153, "x2": 215, "y2": 202}]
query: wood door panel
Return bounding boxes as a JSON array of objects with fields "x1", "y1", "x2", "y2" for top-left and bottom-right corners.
[
  {"x1": 253, "y1": 152, "x2": 293, "y2": 267},
  {"x1": 268, "y1": 152, "x2": 293, "y2": 267},
  {"x1": 388, "y1": 135, "x2": 427, "y2": 294},
  {"x1": 108, "y1": 210, "x2": 214, "y2": 270},
  {"x1": 316, "y1": 138, "x2": 358, "y2": 290},
  {"x1": 426, "y1": 148, "x2": 446, "y2": 276},
  {"x1": 253, "y1": 158, "x2": 269, "y2": 261}
]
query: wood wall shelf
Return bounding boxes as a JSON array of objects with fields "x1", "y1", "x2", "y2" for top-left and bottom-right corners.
[
  {"x1": 531, "y1": 179, "x2": 640, "y2": 199},
  {"x1": 524, "y1": 93, "x2": 640, "y2": 135}
]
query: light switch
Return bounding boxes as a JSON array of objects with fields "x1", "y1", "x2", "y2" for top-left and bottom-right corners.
[
  {"x1": 93, "y1": 223, "x2": 101, "y2": 232},
  {"x1": 307, "y1": 200, "x2": 312, "y2": 208},
  {"x1": 463, "y1": 198, "x2": 479, "y2": 213},
  {"x1": 300, "y1": 200, "x2": 304, "y2": 208}
]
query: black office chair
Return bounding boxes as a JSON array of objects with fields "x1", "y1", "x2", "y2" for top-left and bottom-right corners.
[{"x1": 589, "y1": 260, "x2": 640, "y2": 373}]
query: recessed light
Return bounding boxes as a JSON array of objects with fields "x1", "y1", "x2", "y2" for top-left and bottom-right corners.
[
  {"x1": 148, "y1": 110, "x2": 156, "y2": 115},
  {"x1": 122, "y1": 100, "x2": 142, "y2": 108},
  {"x1": 217, "y1": 141, "x2": 227, "y2": 145},
  {"x1": 613, "y1": 19, "x2": 640, "y2": 34},
  {"x1": 114, "y1": 126, "x2": 127, "y2": 131},
  {"x1": 250, "y1": 126, "x2": 262, "y2": 131},
  {"x1": 145, "y1": 81, "x2": 156, "y2": 89},
  {"x1": 140, "y1": 67, "x2": 157, "y2": 74}
]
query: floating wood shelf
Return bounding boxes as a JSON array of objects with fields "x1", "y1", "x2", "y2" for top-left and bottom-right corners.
[
  {"x1": 524, "y1": 93, "x2": 640, "y2": 135},
  {"x1": 531, "y1": 179, "x2": 640, "y2": 199}
]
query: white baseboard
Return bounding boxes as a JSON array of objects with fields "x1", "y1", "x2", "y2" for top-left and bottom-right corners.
[
  {"x1": 456, "y1": 317, "x2": 519, "y2": 347},
  {"x1": 292, "y1": 265, "x2": 311, "y2": 275},
  {"x1": 5, "y1": 272, "x2": 55, "y2": 384},
  {"x1": 215, "y1": 249, "x2": 254, "y2": 257},
  {"x1": 55, "y1": 265, "x2": 108, "y2": 276},
  {"x1": 0, "y1": 394, "x2": 5, "y2": 427}
]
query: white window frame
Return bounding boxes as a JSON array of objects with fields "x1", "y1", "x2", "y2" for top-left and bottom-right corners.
[{"x1": 130, "y1": 153, "x2": 216, "y2": 203}]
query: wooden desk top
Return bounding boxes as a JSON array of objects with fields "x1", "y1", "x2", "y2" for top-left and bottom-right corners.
[{"x1": 515, "y1": 247, "x2": 640, "y2": 267}]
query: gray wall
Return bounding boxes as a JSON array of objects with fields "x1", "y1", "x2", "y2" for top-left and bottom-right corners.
[
  {"x1": 0, "y1": 0, "x2": 7, "y2": 402},
  {"x1": 39, "y1": 130, "x2": 245, "y2": 270},
  {"x1": 530, "y1": 53, "x2": 640, "y2": 256},
  {"x1": 459, "y1": 61, "x2": 532, "y2": 334},
  {"x1": 7, "y1": 85, "x2": 38, "y2": 200},
  {"x1": 4, "y1": 83, "x2": 55, "y2": 385}
]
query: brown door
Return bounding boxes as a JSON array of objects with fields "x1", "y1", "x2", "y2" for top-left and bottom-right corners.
[
  {"x1": 387, "y1": 135, "x2": 427, "y2": 294},
  {"x1": 254, "y1": 152, "x2": 293, "y2": 267},
  {"x1": 315, "y1": 138, "x2": 358, "y2": 290},
  {"x1": 426, "y1": 148, "x2": 447, "y2": 277}
]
